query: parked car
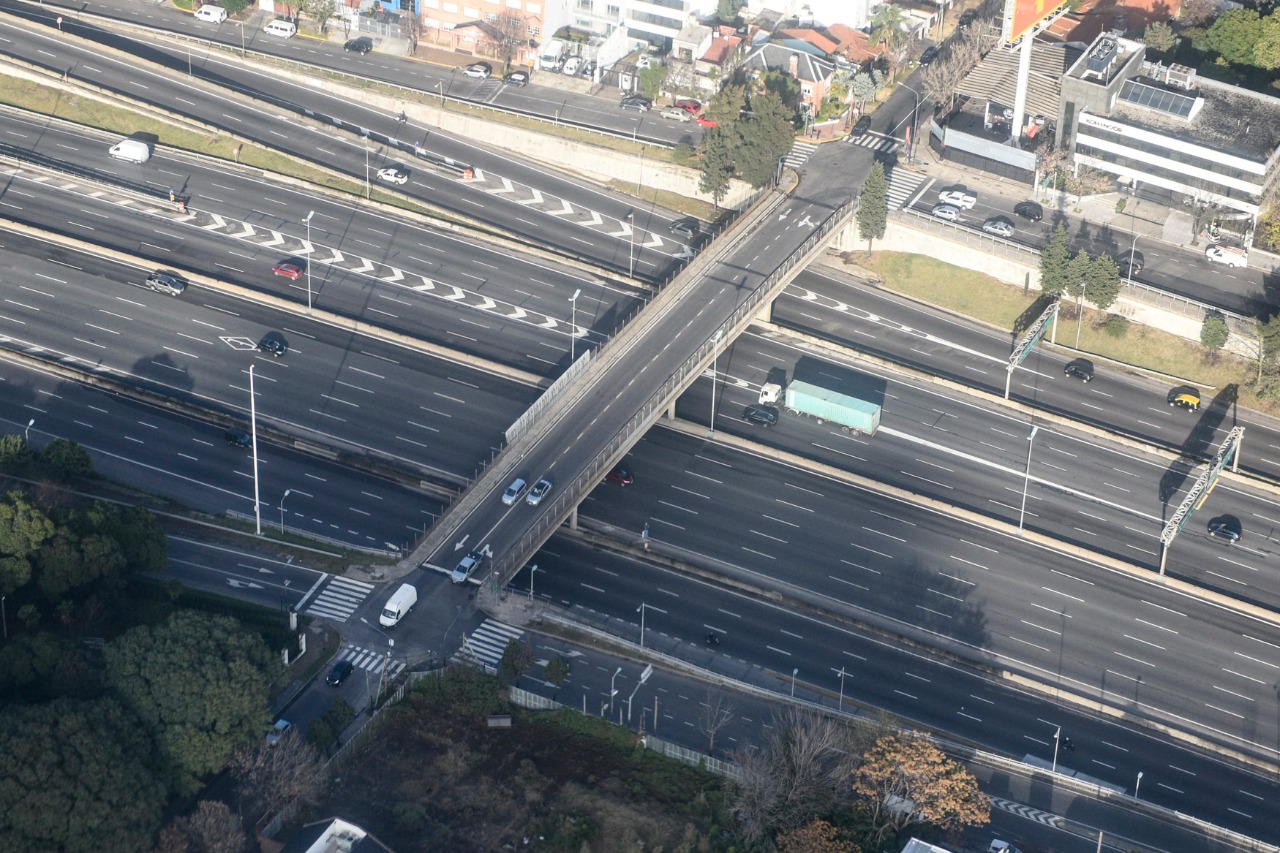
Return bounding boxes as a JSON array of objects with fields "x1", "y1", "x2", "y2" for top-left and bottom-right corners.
[
  {"x1": 931, "y1": 203, "x2": 961, "y2": 222},
  {"x1": 695, "y1": 115, "x2": 716, "y2": 128},
  {"x1": 502, "y1": 70, "x2": 529, "y2": 86},
  {"x1": 742, "y1": 404, "x2": 779, "y2": 426},
  {"x1": 377, "y1": 165, "x2": 410, "y2": 185},
  {"x1": 502, "y1": 477, "x2": 528, "y2": 505},
  {"x1": 981, "y1": 216, "x2": 1015, "y2": 237},
  {"x1": 580, "y1": 60, "x2": 597, "y2": 78},
  {"x1": 919, "y1": 46, "x2": 939, "y2": 65},
  {"x1": 1205, "y1": 245, "x2": 1247, "y2": 267},
  {"x1": 851, "y1": 115, "x2": 872, "y2": 135},
  {"x1": 257, "y1": 334, "x2": 288, "y2": 358},
  {"x1": 958, "y1": 9, "x2": 979, "y2": 27},
  {"x1": 606, "y1": 467, "x2": 634, "y2": 486},
  {"x1": 224, "y1": 428, "x2": 252, "y2": 449},
  {"x1": 1168, "y1": 386, "x2": 1201, "y2": 411},
  {"x1": 620, "y1": 96, "x2": 651, "y2": 112},
  {"x1": 526, "y1": 477, "x2": 553, "y2": 506},
  {"x1": 451, "y1": 551, "x2": 483, "y2": 583},
  {"x1": 1207, "y1": 516, "x2": 1242, "y2": 543},
  {"x1": 326, "y1": 660, "x2": 354, "y2": 685},
  {"x1": 937, "y1": 188, "x2": 977, "y2": 209},
  {"x1": 463, "y1": 62, "x2": 492, "y2": 79},
  {"x1": 266, "y1": 720, "x2": 291, "y2": 744},
  {"x1": 144, "y1": 270, "x2": 186, "y2": 296},
  {"x1": 1064, "y1": 358, "x2": 1094, "y2": 382},
  {"x1": 1013, "y1": 201, "x2": 1043, "y2": 221},
  {"x1": 194, "y1": 4, "x2": 228, "y2": 23},
  {"x1": 674, "y1": 98, "x2": 702, "y2": 113},
  {"x1": 670, "y1": 218, "x2": 699, "y2": 238},
  {"x1": 343, "y1": 36, "x2": 373, "y2": 54},
  {"x1": 272, "y1": 261, "x2": 302, "y2": 280},
  {"x1": 636, "y1": 54, "x2": 654, "y2": 69},
  {"x1": 660, "y1": 108, "x2": 691, "y2": 122}
]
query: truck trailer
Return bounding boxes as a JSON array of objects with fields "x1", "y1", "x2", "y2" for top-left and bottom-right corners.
[{"x1": 783, "y1": 379, "x2": 880, "y2": 435}]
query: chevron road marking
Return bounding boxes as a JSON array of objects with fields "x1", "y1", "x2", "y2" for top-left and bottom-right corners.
[
  {"x1": 316, "y1": 249, "x2": 345, "y2": 265},
  {"x1": 298, "y1": 240, "x2": 315, "y2": 255},
  {"x1": 442, "y1": 285, "x2": 467, "y2": 301},
  {"x1": 642, "y1": 232, "x2": 663, "y2": 249},
  {"x1": 989, "y1": 796, "x2": 1062, "y2": 828},
  {"x1": 381, "y1": 268, "x2": 404, "y2": 283},
  {"x1": 412, "y1": 276, "x2": 435, "y2": 291},
  {"x1": 202, "y1": 213, "x2": 227, "y2": 230},
  {"x1": 259, "y1": 230, "x2": 286, "y2": 248},
  {"x1": 486, "y1": 176, "x2": 516, "y2": 195},
  {"x1": 506, "y1": 306, "x2": 527, "y2": 320},
  {"x1": 608, "y1": 221, "x2": 633, "y2": 238},
  {"x1": 349, "y1": 258, "x2": 376, "y2": 274},
  {"x1": 539, "y1": 317, "x2": 559, "y2": 329},
  {"x1": 515, "y1": 188, "x2": 544, "y2": 205},
  {"x1": 229, "y1": 222, "x2": 257, "y2": 239},
  {"x1": 476, "y1": 296, "x2": 496, "y2": 311},
  {"x1": 547, "y1": 198, "x2": 575, "y2": 216},
  {"x1": 580, "y1": 210, "x2": 603, "y2": 227}
]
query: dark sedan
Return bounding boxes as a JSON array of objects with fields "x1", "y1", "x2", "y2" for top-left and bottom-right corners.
[
  {"x1": 1013, "y1": 201, "x2": 1043, "y2": 221},
  {"x1": 326, "y1": 660, "x2": 354, "y2": 685},
  {"x1": 343, "y1": 37, "x2": 373, "y2": 54},
  {"x1": 742, "y1": 404, "x2": 780, "y2": 427}
]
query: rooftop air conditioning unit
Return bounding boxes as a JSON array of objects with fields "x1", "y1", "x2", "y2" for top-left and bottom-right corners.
[
  {"x1": 1166, "y1": 64, "x2": 1196, "y2": 89},
  {"x1": 1087, "y1": 35, "x2": 1118, "y2": 75}
]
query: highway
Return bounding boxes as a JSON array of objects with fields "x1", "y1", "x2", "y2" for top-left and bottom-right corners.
[
  {"x1": 0, "y1": 3, "x2": 698, "y2": 277},
  {"x1": 517, "y1": 533, "x2": 1280, "y2": 846}
]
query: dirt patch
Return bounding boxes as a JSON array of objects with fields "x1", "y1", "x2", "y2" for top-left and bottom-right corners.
[{"x1": 320, "y1": 668, "x2": 733, "y2": 852}]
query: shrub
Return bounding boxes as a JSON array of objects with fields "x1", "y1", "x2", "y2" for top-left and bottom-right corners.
[
  {"x1": 1100, "y1": 315, "x2": 1129, "y2": 338},
  {"x1": 1201, "y1": 311, "x2": 1230, "y2": 350}
]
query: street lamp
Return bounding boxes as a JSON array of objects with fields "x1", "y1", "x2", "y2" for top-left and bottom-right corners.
[
  {"x1": 302, "y1": 211, "x2": 315, "y2": 313},
  {"x1": 1018, "y1": 425, "x2": 1039, "y2": 532},
  {"x1": 626, "y1": 211, "x2": 636, "y2": 278},
  {"x1": 278, "y1": 489, "x2": 292, "y2": 534},
  {"x1": 360, "y1": 617, "x2": 396, "y2": 705},
  {"x1": 24, "y1": 418, "x2": 34, "y2": 443},
  {"x1": 1052, "y1": 725, "x2": 1061, "y2": 773},
  {"x1": 836, "y1": 667, "x2": 848, "y2": 712},
  {"x1": 364, "y1": 147, "x2": 372, "y2": 199},
  {"x1": 709, "y1": 329, "x2": 724, "y2": 435},
  {"x1": 249, "y1": 365, "x2": 262, "y2": 536},
  {"x1": 791, "y1": 667, "x2": 799, "y2": 698},
  {"x1": 899, "y1": 83, "x2": 922, "y2": 164},
  {"x1": 637, "y1": 602, "x2": 647, "y2": 648},
  {"x1": 528, "y1": 563, "x2": 540, "y2": 600},
  {"x1": 610, "y1": 666, "x2": 622, "y2": 713},
  {"x1": 569, "y1": 289, "x2": 581, "y2": 361},
  {"x1": 1135, "y1": 771, "x2": 1144, "y2": 797}
]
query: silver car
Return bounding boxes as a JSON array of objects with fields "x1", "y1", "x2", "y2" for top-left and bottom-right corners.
[
  {"x1": 451, "y1": 551, "x2": 483, "y2": 583},
  {"x1": 931, "y1": 203, "x2": 960, "y2": 222},
  {"x1": 502, "y1": 477, "x2": 528, "y2": 505},
  {"x1": 526, "y1": 477, "x2": 553, "y2": 506},
  {"x1": 981, "y1": 217, "x2": 1015, "y2": 237},
  {"x1": 144, "y1": 271, "x2": 186, "y2": 296}
]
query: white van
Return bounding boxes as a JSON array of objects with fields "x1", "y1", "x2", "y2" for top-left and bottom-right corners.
[
  {"x1": 194, "y1": 4, "x2": 227, "y2": 23},
  {"x1": 108, "y1": 138, "x2": 151, "y2": 164},
  {"x1": 378, "y1": 583, "x2": 418, "y2": 627},
  {"x1": 263, "y1": 19, "x2": 297, "y2": 38}
]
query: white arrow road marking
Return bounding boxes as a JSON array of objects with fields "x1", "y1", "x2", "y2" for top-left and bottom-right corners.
[
  {"x1": 798, "y1": 215, "x2": 814, "y2": 229},
  {"x1": 229, "y1": 222, "x2": 257, "y2": 239},
  {"x1": 515, "y1": 188, "x2": 544, "y2": 205},
  {"x1": 487, "y1": 176, "x2": 516, "y2": 194},
  {"x1": 674, "y1": 246, "x2": 694, "y2": 260},
  {"x1": 642, "y1": 233, "x2": 663, "y2": 248},
  {"x1": 259, "y1": 230, "x2": 286, "y2": 248},
  {"x1": 350, "y1": 258, "x2": 376, "y2": 274},
  {"x1": 778, "y1": 207, "x2": 792, "y2": 221},
  {"x1": 580, "y1": 210, "x2": 603, "y2": 227},
  {"x1": 317, "y1": 250, "x2": 345, "y2": 265},
  {"x1": 608, "y1": 221, "x2": 633, "y2": 238},
  {"x1": 539, "y1": 317, "x2": 559, "y2": 329},
  {"x1": 412, "y1": 276, "x2": 435, "y2": 291},
  {"x1": 227, "y1": 579, "x2": 264, "y2": 589},
  {"x1": 476, "y1": 296, "x2": 496, "y2": 310},
  {"x1": 506, "y1": 307, "x2": 528, "y2": 320},
  {"x1": 454, "y1": 534, "x2": 470, "y2": 551},
  {"x1": 202, "y1": 213, "x2": 227, "y2": 230},
  {"x1": 547, "y1": 198, "x2": 575, "y2": 217},
  {"x1": 221, "y1": 336, "x2": 259, "y2": 351},
  {"x1": 298, "y1": 240, "x2": 315, "y2": 255},
  {"x1": 443, "y1": 286, "x2": 467, "y2": 301},
  {"x1": 381, "y1": 269, "x2": 404, "y2": 283}
]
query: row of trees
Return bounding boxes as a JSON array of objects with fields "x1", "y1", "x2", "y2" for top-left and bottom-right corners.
[
  {"x1": 1039, "y1": 222, "x2": 1124, "y2": 312},
  {"x1": 698, "y1": 85, "x2": 798, "y2": 203}
]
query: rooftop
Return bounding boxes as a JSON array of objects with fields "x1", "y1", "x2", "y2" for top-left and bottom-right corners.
[
  {"x1": 742, "y1": 42, "x2": 836, "y2": 83},
  {"x1": 958, "y1": 41, "x2": 1083, "y2": 120},
  {"x1": 1065, "y1": 32, "x2": 1141, "y2": 85}
]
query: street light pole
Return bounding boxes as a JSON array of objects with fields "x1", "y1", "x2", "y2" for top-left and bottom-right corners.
[
  {"x1": 610, "y1": 666, "x2": 622, "y2": 713},
  {"x1": 1018, "y1": 425, "x2": 1039, "y2": 532},
  {"x1": 278, "y1": 489, "x2": 292, "y2": 534},
  {"x1": 1135, "y1": 771, "x2": 1143, "y2": 797},
  {"x1": 528, "y1": 564, "x2": 540, "y2": 600},
  {"x1": 637, "y1": 603, "x2": 647, "y2": 648},
  {"x1": 249, "y1": 365, "x2": 262, "y2": 536},
  {"x1": 900, "y1": 83, "x2": 922, "y2": 164},
  {"x1": 302, "y1": 211, "x2": 315, "y2": 313},
  {"x1": 360, "y1": 617, "x2": 396, "y2": 705},
  {"x1": 23, "y1": 418, "x2": 34, "y2": 444},
  {"x1": 709, "y1": 329, "x2": 724, "y2": 435},
  {"x1": 364, "y1": 147, "x2": 371, "y2": 199},
  {"x1": 791, "y1": 667, "x2": 799, "y2": 698},
  {"x1": 1052, "y1": 725, "x2": 1061, "y2": 773},
  {"x1": 569, "y1": 289, "x2": 581, "y2": 361},
  {"x1": 626, "y1": 211, "x2": 635, "y2": 278},
  {"x1": 836, "y1": 667, "x2": 847, "y2": 712}
]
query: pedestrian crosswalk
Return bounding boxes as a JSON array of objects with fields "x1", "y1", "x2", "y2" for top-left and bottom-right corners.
[
  {"x1": 302, "y1": 576, "x2": 375, "y2": 623},
  {"x1": 886, "y1": 171, "x2": 933, "y2": 211},
  {"x1": 451, "y1": 619, "x2": 525, "y2": 673},
  {"x1": 848, "y1": 129, "x2": 901, "y2": 154},
  {"x1": 335, "y1": 643, "x2": 407, "y2": 681},
  {"x1": 783, "y1": 139, "x2": 818, "y2": 169}
]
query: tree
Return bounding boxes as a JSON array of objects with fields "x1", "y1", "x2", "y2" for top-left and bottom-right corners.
[
  {"x1": 544, "y1": 654, "x2": 571, "y2": 695},
  {"x1": 869, "y1": 4, "x2": 912, "y2": 81},
  {"x1": 1180, "y1": 0, "x2": 1218, "y2": 26},
  {"x1": 1144, "y1": 20, "x2": 1177, "y2": 52},
  {"x1": 856, "y1": 162, "x2": 888, "y2": 254},
  {"x1": 1086, "y1": 253, "x2": 1122, "y2": 311},
  {"x1": 232, "y1": 727, "x2": 328, "y2": 825},
  {"x1": 734, "y1": 91, "x2": 796, "y2": 187},
  {"x1": 852, "y1": 732, "x2": 990, "y2": 845},
  {"x1": 849, "y1": 69, "x2": 884, "y2": 112},
  {"x1": 1038, "y1": 222, "x2": 1072, "y2": 297},
  {"x1": 638, "y1": 65, "x2": 668, "y2": 99},
  {"x1": 731, "y1": 710, "x2": 861, "y2": 843},
  {"x1": 218, "y1": 0, "x2": 249, "y2": 14},
  {"x1": 154, "y1": 800, "x2": 248, "y2": 853},
  {"x1": 921, "y1": 53, "x2": 968, "y2": 112},
  {"x1": 776, "y1": 819, "x2": 860, "y2": 853},
  {"x1": 699, "y1": 128, "x2": 734, "y2": 208},
  {"x1": 1205, "y1": 9, "x2": 1261, "y2": 65},
  {"x1": 106, "y1": 611, "x2": 276, "y2": 794},
  {"x1": 0, "y1": 490, "x2": 55, "y2": 565},
  {"x1": 698, "y1": 688, "x2": 736, "y2": 753},
  {"x1": 1254, "y1": 15, "x2": 1280, "y2": 69},
  {"x1": 0, "y1": 697, "x2": 165, "y2": 852},
  {"x1": 716, "y1": 0, "x2": 739, "y2": 23},
  {"x1": 762, "y1": 69, "x2": 802, "y2": 113},
  {"x1": 497, "y1": 636, "x2": 532, "y2": 685},
  {"x1": 1202, "y1": 311, "x2": 1230, "y2": 350},
  {"x1": 0, "y1": 434, "x2": 33, "y2": 473},
  {"x1": 42, "y1": 438, "x2": 92, "y2": 480}
]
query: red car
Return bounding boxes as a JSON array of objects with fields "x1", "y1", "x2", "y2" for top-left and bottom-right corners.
[
  {"x1": 674, "y1": 98, "x2": 701, "y2": 114},
  {"x1": 695, "y1": 115, "x2": 716, "y2": 128},
  {"x1": 605, "y1": 467, "x2": 634, "y2": 487},
  {"x1": 272, "y1": 262, "x2": 303, "y2": 280}
]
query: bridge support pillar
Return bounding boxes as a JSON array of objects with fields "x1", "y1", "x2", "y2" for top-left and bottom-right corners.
[
  {"x1": 568, "y1": 506, "x2": 578, "y2": 530},
  {"x1": 756, "y1": 297, "x2": 774, "y2": 324}
]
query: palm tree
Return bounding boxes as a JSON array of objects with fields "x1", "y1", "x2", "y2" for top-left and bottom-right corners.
[{"x1": 870, "y1": 4, "x2": 911, "y2": 82}]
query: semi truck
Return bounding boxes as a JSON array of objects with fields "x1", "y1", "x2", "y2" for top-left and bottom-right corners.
[{"x1": 782, "y1": 379, "x2": 881, "y2": 435}]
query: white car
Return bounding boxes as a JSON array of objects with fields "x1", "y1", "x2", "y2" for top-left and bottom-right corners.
[
  {"x1": 660, "y1": 108, "x2": 691, "y2": 122},
  {"x1": 451, "y1": 551, "x2": 483, "y2": 583},
  {"x1": 464, "y1": 62, "x2": 492, "y2": 79},
  {"x1": 266, "y1": 720, "x2": 291, "y2": 744},
  {"x1": 526, "y1": 477, "x2": 553, "y2": 506},
  {"x1": 931, "y1": 203, "x2": 961, "y2": 222},
  {"x1": 937, "y1": 189, "x2": 977, "y2": 209},
  {"x1": 194, "y1": 4, "x2": 228, "y2": 23},
  {"x1": 502, "y1": 477, "x2": 528, "y2": 505},
  {"x1": 376, "y1": 166, "x2": 409, "y2": 185},
  {"x1": 1205, "y1": 245, "x2": 1247, "y2": 267},
  {"x1": 562, "y1": 56, "x2": 582, "y2": 76}
]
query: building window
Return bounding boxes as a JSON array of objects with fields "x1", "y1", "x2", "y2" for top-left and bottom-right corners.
[
  {"x1": 607, "y1": 3, "x2": 619, "y2": 15},
  {"x1": 464, "y1": 6, "x2": 480, "y2": 15},
  {"x1": 527, "y1": 23, "x2": 540, "y2": 35},
  {"x1": 443, "y1": 1, "x2": 458, "y2": 11},
  {"x1": 484, "y1": 11, "x2": 498, "y2": 20},
  {"x1": 577, "y1": 0, "x2": 592, "y2": 9}
]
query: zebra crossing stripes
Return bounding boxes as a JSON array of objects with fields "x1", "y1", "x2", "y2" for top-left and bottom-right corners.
[
  {"x1": 989, "y1": 796, "x2": 1062, "y2": 828},
  {"x1": 337, "y1": 643, "x2": 406, "y2": 680},
  {"x1": 302, "y1": 576, "x2": 375, "y2": 622},
  {"x1": 848, "y1": 130, "x2": 900, "y2": 154},
  {"x1": 451, "y1": 619, "x2": 525, "y2": 673},
  {"x1": 783, "y1": 139, "x2": 818, "y2": 169},
  {"x1": 887, "y1": 171, "x2": 933, "y2": 211}
]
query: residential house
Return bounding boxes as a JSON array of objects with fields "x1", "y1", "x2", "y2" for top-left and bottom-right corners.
[
  {"x1": 742, "y1": 42, "x2": 835, "y2": 115},
  {"x1": 827, "y1": 22, "x2": 883, "y2": 68},
  {"x1": 419, "y1": 0, "x2": 547, "y2": 61},
  {"x1": 1040, "y1": 0, "x2": 1183, "y2": 46}
]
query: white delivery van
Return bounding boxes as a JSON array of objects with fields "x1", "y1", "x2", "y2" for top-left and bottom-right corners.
[
  {"x1": 108, "y1": 139, "x2": 151, "y2": 164},
  {"x1": 194, "y1": 4, "x2": 228, "y2": 23},
  {"x1": 379, "y1": 583, "x2": 418, "y2": 627},
  {"x1": 539, "y1": 39, "x2": 565, "y2": 70},
  {"x1": 263, "y1": 19, "x2": 297, "y2": 38}
]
